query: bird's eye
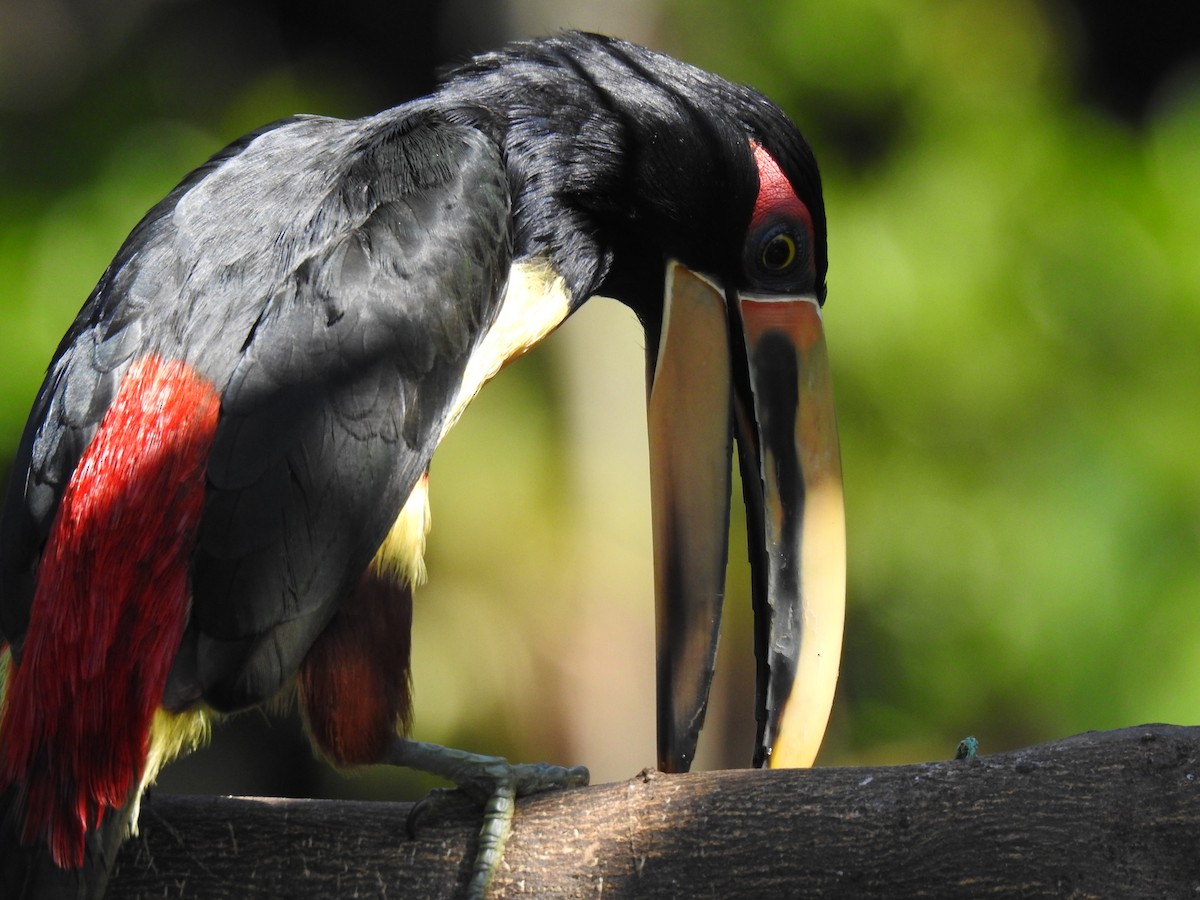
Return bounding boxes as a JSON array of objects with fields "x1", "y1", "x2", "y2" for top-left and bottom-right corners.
[
  {"x1": 761, "y1": 231, "x2": 797, "y2": 271},
  {"x1": 745, "y1": 220, "x2": 811, "y2": 289}
]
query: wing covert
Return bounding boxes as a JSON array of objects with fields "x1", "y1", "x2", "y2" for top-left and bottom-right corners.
[
  {"x1": 186, "y1": 112, "x2": 513, "y2": 708},
  {"x1": 0, "y1": 108, "x2": 513, "y2": 716}
]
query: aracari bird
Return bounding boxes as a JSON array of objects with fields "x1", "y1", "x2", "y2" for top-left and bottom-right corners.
[{"x1": 0, "y1": 31, "x2": 844, "y2": 899}]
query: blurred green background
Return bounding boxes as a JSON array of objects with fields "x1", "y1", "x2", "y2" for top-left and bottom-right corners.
[{"x1": 1, "y1": 0, "x2": 1198, "y2": 801}]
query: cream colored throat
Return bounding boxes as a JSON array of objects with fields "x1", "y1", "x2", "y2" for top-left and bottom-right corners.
[
  {"x1": 372, "y1": 262, "x2": 570, "y2": 585},
  {"x1": 441, "y1": 260, "x2": 571, "y2": 439}
]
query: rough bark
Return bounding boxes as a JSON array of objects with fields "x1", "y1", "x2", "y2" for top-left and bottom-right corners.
[{"x1": 106, "y1": 724, "x2": 1200, "y2": 898}]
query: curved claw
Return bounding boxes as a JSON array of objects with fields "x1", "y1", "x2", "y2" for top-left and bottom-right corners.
[
  {"x1": 954, "y1": 736, "x2": 979, "y2": 760},
  {"x1": 386, "y1": 738, "x2": 589, "y2": 899},
  {"x1": 406, "y1": 787, "x2": 472, "y2": 839}
]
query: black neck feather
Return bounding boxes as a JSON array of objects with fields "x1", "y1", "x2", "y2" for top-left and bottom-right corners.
[{"x1": 434, "y1": 32, "x2": 825, "y2": 321}]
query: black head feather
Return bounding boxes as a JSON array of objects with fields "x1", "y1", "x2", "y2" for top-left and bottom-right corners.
[{"x1": 437, "y1": 32, "x2": 827, "y2": 316}]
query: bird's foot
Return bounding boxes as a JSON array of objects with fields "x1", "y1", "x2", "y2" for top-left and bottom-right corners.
[{"x1": 386, "y1": 738, "x2": 589, "y2": 899}]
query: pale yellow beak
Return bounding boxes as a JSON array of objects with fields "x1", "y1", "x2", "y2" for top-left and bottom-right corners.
[{"x1": 647, "y1": 260, "x2": 845, "y2": 772}]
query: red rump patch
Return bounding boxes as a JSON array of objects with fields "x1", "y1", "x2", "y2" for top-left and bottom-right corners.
[{"x1": 0, "y1": 355, "x2": 219, "y2": 867}]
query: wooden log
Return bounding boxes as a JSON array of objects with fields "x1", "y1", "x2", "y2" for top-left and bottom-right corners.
[{"x1": 107, "y1": 724, "x2": 1200, "y2": 898}]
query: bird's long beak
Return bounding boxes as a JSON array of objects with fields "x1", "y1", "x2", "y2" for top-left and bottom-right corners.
[{"x1": 647, "y1": 261, "x2": 845, "y2": 773}]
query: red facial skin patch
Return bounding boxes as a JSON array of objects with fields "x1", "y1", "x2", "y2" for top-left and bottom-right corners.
[
  {"x1": 750, "y1": 143, "x2": 816, "y2": 285},
  {"x1": 0, "y1": 355, "x2": 219, "y2": 867}
]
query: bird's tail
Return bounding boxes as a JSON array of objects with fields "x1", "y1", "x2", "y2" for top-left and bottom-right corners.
[{"x1": 1, "y1": 783, "x2": 132, "y2": 900}]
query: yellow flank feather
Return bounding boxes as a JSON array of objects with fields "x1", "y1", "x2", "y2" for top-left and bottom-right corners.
[
  {"x1": 127, "y1": 706, "x2": 212, "y2": 832},
  {"x1": 372, "y1": 473, "x2": 432, "y2": 586}
]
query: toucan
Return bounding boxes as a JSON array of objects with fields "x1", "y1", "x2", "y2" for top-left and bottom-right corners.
[{"x1": 0, "y1": 31, "x2": 844, "y2": 899}]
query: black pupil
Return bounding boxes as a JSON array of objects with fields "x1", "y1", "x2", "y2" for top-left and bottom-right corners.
[{"x1": 763, "y1": 233, "x2": 793, "y2": 269}]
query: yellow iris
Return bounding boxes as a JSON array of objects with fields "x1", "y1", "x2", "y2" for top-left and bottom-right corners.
[{"x1": 762, "y1": 232, "x2": 797, "y2": 271}]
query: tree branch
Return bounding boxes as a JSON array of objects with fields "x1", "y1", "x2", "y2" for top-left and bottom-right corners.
[{"x1": 107, "y1": 724, "x2": 1200, "y2": 898}]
